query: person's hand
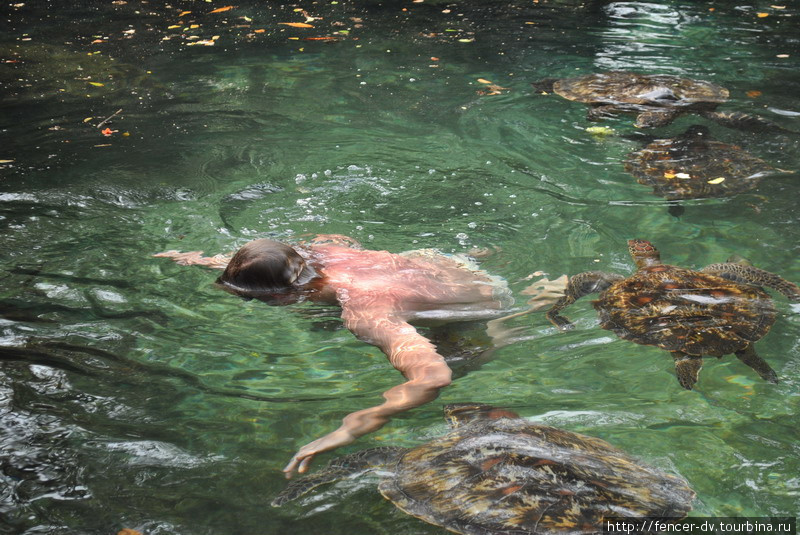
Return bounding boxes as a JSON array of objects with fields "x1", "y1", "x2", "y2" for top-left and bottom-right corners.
[
  {"x1": 153, "y1": 250, "x2": 206, "y2": 265},
  {"x1": 153, "y1": 251, "x2": 230, "y2": 268},
  {"x1": 282, "y1": 427, "x2": 356, "y2": 479}
]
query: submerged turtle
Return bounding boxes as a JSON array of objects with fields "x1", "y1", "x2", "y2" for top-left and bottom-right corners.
[
  {"x1": 546, "y1": 239, "x2": 800, "y2": 389},
  {"x1": 532, "y1": 71, "x2": 781, "y2": 131},
  {"x1": 273, "y1": 403, "x2": 695, "y2": 535},
  {"x1": 625, "y1": 125, "x2": 788, "y2": 201}
]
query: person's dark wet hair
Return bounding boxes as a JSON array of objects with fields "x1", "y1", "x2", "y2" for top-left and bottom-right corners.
[{"x1": 215, "y1": 239, "x2": 317, "y2": 302}]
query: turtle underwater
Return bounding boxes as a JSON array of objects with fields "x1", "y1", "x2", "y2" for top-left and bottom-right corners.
[
  {"x1": 546, "y1": 239, "x2": 800, "y2": 389},
  {"x1": 624, "y1": 125, "x2": 790, "y2": 201},
  {"x1": 273, "y1": 403, "x2": 695, "y2": 535},
  {"x1": 531, "y1": 71, "x2": 783, "y2": 131}
]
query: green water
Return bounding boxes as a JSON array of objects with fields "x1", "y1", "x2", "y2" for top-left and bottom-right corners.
[{"x1": 1, "y1": 1, "x2": 799, "y2": 534}]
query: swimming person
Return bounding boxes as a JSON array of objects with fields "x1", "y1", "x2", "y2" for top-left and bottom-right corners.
[{"x1": 154, "y1": 234, "x2": 518, "y2": 478}]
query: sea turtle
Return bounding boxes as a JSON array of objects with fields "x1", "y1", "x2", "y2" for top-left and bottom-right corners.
[
  {"x1": 546, "y1": 239, "x2": 800, "y2": 389},
  {"x1": 273, "y1": 403, "x2": 695, "y2": 535},
  {"x1": 532, "y1": 71, "x2": 781, "y2": 131},
  {"x1": 624, "y1": 125, "x2": 788, "y2": 201}
]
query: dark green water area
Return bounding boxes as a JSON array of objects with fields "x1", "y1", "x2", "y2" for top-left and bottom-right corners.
[{"x1": 1, "y1": 1, "x2": 799, "y2": 534}]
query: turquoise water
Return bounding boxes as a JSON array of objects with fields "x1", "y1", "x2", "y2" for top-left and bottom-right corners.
[{"x1": 1, "y1": 1, "x2": 799, "y2": 534}]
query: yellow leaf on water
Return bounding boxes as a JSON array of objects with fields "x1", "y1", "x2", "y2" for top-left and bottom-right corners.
[
  {"x1": 168, "y1": 24, "x2": 181, "y2": 29},
  {"x1": 178, "y1": 11, "x2": 191, "y2": 16},
  {"x1": 585, "y1": 125, "x2": 615, "y2": 136},
  {"x1": 279, "y1": 22, "x2": 314, "y2": 28},
  {"x1": 0, "y1": 159, "x2": 15, "y2": 163},
  {"x1": 190, "y1": 24, "x2": 200, "y2": 28},
  {"x1": 756, "y1": 12, "x2": 769, "y2": 17},
  {"x1": 477, "y1": 78, "x2": 493, "y2": 84},
  {"x1": 663, "y1": 172, "x2": 677, "y2": 179},
  {"x1": 707, "y1": 177, "x2": 726, "y2": 184},
  {"x1": 83, "y1": 117, "x2": 94, "y2": 122},
  {"x1": 208, "y1": 5, "x2": 234, "y2": 14},
  {"x1": 88, "y1": 82, "x2": 105, "y2": 86}
]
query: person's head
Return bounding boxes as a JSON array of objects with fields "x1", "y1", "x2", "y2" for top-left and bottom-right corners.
[{"x1": 215, "y1": 239, "x2": 317, "y2": 304}]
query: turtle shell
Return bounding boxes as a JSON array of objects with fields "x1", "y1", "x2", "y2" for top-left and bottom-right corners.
[
  {"x1": 379, "y1": 416, "x2": 694, "y2": 535},
  {"x1": 595, "y1": 265, "x2": 776, "y2": 356},
  {"x1": 553, "y1": 72, "x2": 729, "y2": 106},
  {"x1": 624, "y1": 128, "x2": 775, "y2": 200}
]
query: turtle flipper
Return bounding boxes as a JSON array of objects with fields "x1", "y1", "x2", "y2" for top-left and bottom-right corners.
[
  {"x1": 586, "y1": 104, "x2": 622, "y2": 121},
  {"x1": 546, "y1": 271, "x2": 624, "y2": 330},
  {"x1": 271, "y1": 447, "x2": 405, "y2": 506},
  {"x1": 701, "y1": 110, "x2": 791, "y2": 133},
  {"x1": 634, "y1": 108, "x2": 681, "y2": 128},
  {"x1": 672, "y1": 352, "x2": 703, "y2": 390},
  {"x1": 701, "y1": 263, "x2": 800, "y2": 302},
  {"x1": 735, "y1": 344, "x2": 778, "y2": 384}
]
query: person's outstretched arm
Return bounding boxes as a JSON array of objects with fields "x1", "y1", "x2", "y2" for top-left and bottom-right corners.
[
  {"x1": 153, "y1": 250, "x2": 231, "y2": 269},
  {"x1": 282, "y1": 297, "x2": 452, "y2": 478}
]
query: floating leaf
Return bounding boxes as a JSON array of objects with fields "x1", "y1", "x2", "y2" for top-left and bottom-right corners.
[
  {"x1": 707, "y1": 177, "x2": 726, "y2": 184},
  {"x1": 83, "y1": 117, "x2": 94, "y2": 123},
  {"x1": 279, "y1": 22, "x2": 314, "y2": 28},
  {"x1": 208, "y1": 5, "x2": 234, "y2": 14},
  {"x1": 585, "y1": 125, "x2": 614, "y2": 136},
  {"x1": 675, "y1": 172, "x2": 691, "y2": 179},
  {"x1": 663, "y1": 172, "x2": 677, "y2": 179},
  {"x1": 254, "y1": 29, "x2": 265, "y2": 33},
  {"x1": 0, "y1": 159, "x2": 15, "y2": 163},
  {"x1": 477, "y1": 78, "x2": 492, "y2": 84},
  {"x1": 101, "y1": 127, "x2": 114, "y2": 136},
  {"x1": 746, "y1": 90, "x2": 762, "y2": 98},
  {"x1": 88, "y1": 81, "x2": 105, "y2": 87},
  {"x1": 178, "y1": 11, "x2": 191, "y2": 16},
  {"x1": 756, "y1": 12, "x2": 769, "y2": 17},
  {"x1": 168, "y1": 24, "x2": 181, "y2": 29},
  {"x1": 458, "y1": 38, "x2": 474, "y2": 43}
]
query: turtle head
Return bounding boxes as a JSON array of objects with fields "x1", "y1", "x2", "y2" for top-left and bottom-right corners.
[
  {"x1": 628, "y1": 239, "x2": 661, "y2": 268},
  {"x1": 530, "y1": 78, "x2": 558, "y2": 94},
  {"x1": 443, "y1": 403, "x2": 519, "y2": 428}
]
